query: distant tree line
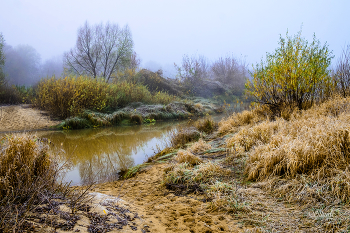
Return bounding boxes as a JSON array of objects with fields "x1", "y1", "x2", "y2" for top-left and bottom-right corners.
[
  {"x1": 175, "y1": 54, "x2": 248, "y2": 98},
  {"x1": 1, "y1": 26, "x2": 350, "y2": 109},
  {"x1": 1, "y1": 43, "x2": 63, "y2": 87}
]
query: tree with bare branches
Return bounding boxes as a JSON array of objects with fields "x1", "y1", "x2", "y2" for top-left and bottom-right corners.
[
  {"x1": 64, "y1": 21, "x2": 133, "y2": 82},
  {"x1": 175, "y1": 54, "x2": 209, "y2": 95},
  {"x1": 211, "y1": 55, "x2": 247, "y2": 96},
  {"x1": 335, "y1": 45, "x2": 350, "y2": 97},
  {"x1": 0, "y1": 33, "x2": 5, "y2": 88}
]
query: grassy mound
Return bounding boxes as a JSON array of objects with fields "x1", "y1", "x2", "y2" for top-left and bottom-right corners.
[{"x1": 57, "y1": 100, "x2": 217, "y2": 130}]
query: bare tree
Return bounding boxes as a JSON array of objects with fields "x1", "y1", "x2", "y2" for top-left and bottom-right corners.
[
  {"x1": 64, "y1": 21, "x2": 133, "y2": 82},
  {"x1": 335, "y1": 45, "x2": 350, "y2": 97},
  {"x1": 175, "y1": 54, "x2": 209, "y2": 95},
  {"x1": 0, "y1": 33, "x2": 5, "y2": 88},
  {"x1": 211, "y1": 55, "x2": 247, "y2": 95},
  {"x1": 128, "y1": 51, "x2": 141, "y2": 71}
]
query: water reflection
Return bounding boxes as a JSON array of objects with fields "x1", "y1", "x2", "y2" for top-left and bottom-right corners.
[{"x1": 38, "y1": 121, "x2": 184, "y2": 185}]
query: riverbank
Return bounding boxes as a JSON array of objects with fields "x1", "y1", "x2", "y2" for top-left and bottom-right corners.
[
  {"x1": 0, "y1": 104, "x2": 60, "y2": 132},
  {"x1": 58, "y1": 98, "x2": 223, "y2": 130},
  {"x1": 0, "y1": 97, "x2": 224, "y2": 132}
]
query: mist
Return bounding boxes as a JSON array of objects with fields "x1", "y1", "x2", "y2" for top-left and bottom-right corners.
[{"x1": 3, "y1": 42, "x2": 63, "y2": 86}]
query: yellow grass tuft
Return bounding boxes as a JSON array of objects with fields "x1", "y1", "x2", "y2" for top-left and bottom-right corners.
[
  {"x1": 189, "y1": 139, "x2": 212, "y2": 153},
  {"x1": 226, "y1": 119, "x2": 283, "y2": 152},
  {"x1": 194, "y1": 117, "x2": 218, "y2": 134},
  {"x1": 174, "y1": 149, "x2": 202, "y2": 165},
  {"x1": 192, "y1": 161, "x2": 230, "y2": 182},
  {"x1": 218, "y1": 106, "x2": 270, "y2": 135},
  {"x1": 245, "y1": 116, "x2": 350, "y2": 181},
  {"x1": 169, "y1": 127, "x2": 200, "y2": 148},
  {"x1": 163, "y1": 161, "x2": 230, "y2": 185},
  {"x1": 194, "y1": 103, "x2": 203, "y2": 109}
]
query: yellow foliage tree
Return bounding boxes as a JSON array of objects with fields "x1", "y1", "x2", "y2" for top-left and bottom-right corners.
[{"x1": 246, "y1": 30, "x2": 334, "y2": 112}]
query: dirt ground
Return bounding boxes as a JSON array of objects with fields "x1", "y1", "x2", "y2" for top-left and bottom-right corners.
[
  {"x1": 29, "y1": 163, "x2": 242, "y2": 233},
  {"x1": 0, "y1": 105, "x2": 60, "y2": 132},
  {"x1": 92, "y1": 164, "x2": 242, "y2": 233}
]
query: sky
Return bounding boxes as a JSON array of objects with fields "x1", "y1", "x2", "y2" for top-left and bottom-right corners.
[{"x1": 1, "y1": 0, "x2": 349, "y2": 77}]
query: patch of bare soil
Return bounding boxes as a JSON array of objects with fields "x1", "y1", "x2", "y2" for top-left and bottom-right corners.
[
  {"x1": 0, "y1": 105, "x2": 60, "y2": 132},
  {"x1": 94, "y1": 164, "x2": 242, "y2": 233}
]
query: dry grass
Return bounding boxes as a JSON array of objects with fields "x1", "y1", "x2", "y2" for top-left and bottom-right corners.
[
  {"x1": 194, "y1": 117, "x2": 218, "y2": 134},
  {"x1": 163, "y1": 161, "x2": 230, "y2": 185},
  {"x1": 174, "y1": 149, "x2": 202, "y2": 165},
  {"x1": 0, "y1": 134, "x2": 58, "y2": 231},
  {"x1": 206, "y1": 181, "x2": 247, "y2": 213},
  {"x1": 169, "y1": 127, "x2": 200, "y2": 148},
  {"x1": 0, "y1": 134, "x2": 92, "y2": 231},
  {"x1": 222, "y1": 96, "x2": 350, "y2": 205},
  {"x1": 226, "y1": 119, "x2": 283, "y2": 152},
  {"x1": 0, "y1": 134, "x2": 54, "y2": 202},
  {"x1": 218, "y1": 106, "x2": 270, "y2": 135},
  {"x1": 189, "y1": 139, "x2": 212, "y2": 153},
  {"x1": 194, "y1": 103, "x2": 203, "y2": 109}
]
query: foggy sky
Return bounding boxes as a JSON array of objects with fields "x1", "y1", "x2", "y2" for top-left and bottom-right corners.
[{"x1": 1, "y1": 0, "x2": 349, "y2": 77}]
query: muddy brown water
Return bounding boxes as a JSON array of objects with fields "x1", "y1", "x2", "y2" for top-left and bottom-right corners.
[{"x1": 1, "y1": 115, "x2": 225, "y2": 185}]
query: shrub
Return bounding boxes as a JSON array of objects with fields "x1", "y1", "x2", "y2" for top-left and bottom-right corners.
[
  {"x1": 334, "y1": 44, "x2": 350, "y2": 97},
  {"x1": 128, "y1": 69, "x2": 182, "y2": 96},
  {"x1": 0, "y1": 85, "x2": 22, "y2": 104},
  {"x1": 35, "y1": 76, "x2": 177, "y2": 119},
  {"x1": 246, "y1": 30, "x2": 333, "y2": 113},
  {"x1": 0, "y1": 134, "x2": 58, "y2": 231}
]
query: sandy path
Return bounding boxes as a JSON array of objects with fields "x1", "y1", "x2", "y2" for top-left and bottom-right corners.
[
  {"x1": 0, "y1": 105, "x2": 60, "y2": 132},
  {"x1": 94, "y1": 164, "x2": 241, "y2": 233}
]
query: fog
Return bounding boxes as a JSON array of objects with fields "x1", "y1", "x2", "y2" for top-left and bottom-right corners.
[{"x1": 0, "y1": 0, "x2": 349, "y2": 84}]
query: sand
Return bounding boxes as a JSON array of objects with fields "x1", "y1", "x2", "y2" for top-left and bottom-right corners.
[
  {"x1": 92, "y1": 164, "x2": 241, "y2": 233},
  {"x1": 0, "y1": 104, "x2": 60, "y2": 132}
]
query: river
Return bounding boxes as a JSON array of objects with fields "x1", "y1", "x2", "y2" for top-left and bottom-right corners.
[{"x1": 1, "y1": 115, "x2": 225, "y2": 186}]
